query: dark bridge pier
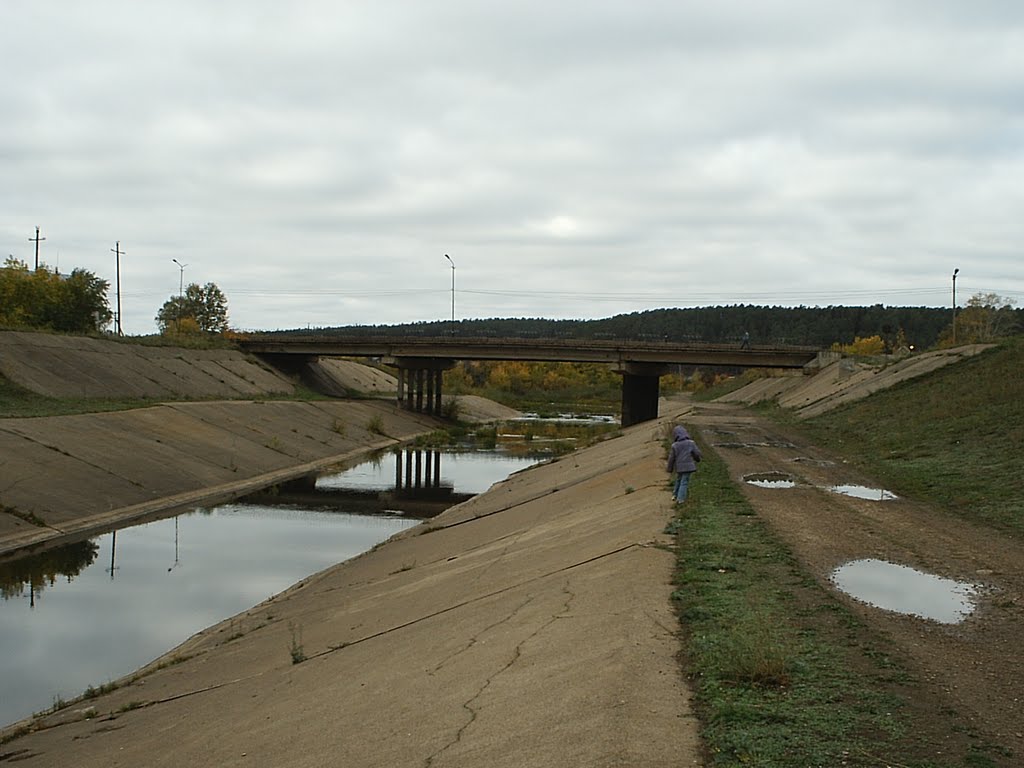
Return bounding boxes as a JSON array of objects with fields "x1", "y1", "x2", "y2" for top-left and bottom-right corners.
[
  {"x1": 617, "y1": 362, "x2": 669, "y2": 427},
  {"x1": 391, "y1": 358, "x2": 454, "y2": 416}
]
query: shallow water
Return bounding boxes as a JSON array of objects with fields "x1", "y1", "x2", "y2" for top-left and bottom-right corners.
[
  {"x1": 0, "y1": 449, "x2": 539, "y2": 727},
  {"x1": 827, "y1": 485, "x2": 898, "y2": 501},
  {"x1": 830, "y1": 558, "x2": 979, "y2": 623},
  {"x1": 743, "y1": 472, "x2": 798, "y2": 489}
]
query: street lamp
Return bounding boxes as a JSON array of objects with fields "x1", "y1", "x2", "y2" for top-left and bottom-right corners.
[
  {"x1": 952, "y1": 268, "x2": 959, "y2": 345},
  {"x1": 172, "y1": 259, "x2": 187, "y2": 332},
  {"x1": 444, "y1": 254, "x2": 455, "y2": 324}
]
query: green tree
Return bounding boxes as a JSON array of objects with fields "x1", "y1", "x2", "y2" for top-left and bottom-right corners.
[
  {"x1": 156, "y1": 282, "x2": 230, "y2": 334},
  {"x1": 0, "y1": 258, "x2": 111, "y2": 333}
]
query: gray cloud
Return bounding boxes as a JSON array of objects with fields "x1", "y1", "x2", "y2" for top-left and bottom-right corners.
[{"x1": 2, "y1": 1, "x2": 1021, "y2": 333}]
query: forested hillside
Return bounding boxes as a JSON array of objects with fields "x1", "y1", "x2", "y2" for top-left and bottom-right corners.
[{"x1": 298, "y1": 305, "x2": 984, "y2": 350}]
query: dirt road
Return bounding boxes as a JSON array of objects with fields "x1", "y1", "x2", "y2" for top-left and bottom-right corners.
[{"x1": 690, "y1": 401, "x2": 1024, "y2": 753}]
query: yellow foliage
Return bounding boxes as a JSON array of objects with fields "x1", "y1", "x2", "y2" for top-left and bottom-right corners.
[{"x1": 831, "y1": 335, "x2": 885, "y2": 356}]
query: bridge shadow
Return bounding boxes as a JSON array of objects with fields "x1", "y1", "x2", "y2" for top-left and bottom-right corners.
[{"x1": 242, "y1": 448, "x2": 473, "y2": 520}]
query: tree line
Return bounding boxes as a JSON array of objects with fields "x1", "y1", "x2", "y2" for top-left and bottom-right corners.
[{"x1": 310, "y1": 301, "x2": 1021, "y2": 350}]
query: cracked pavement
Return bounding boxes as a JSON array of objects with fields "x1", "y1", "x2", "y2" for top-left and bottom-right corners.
[{"x1": 1, "y1": 406, "x2": 702, "y2": 767}]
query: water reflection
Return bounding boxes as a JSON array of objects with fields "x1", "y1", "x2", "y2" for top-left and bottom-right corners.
[
  {"x1": 0, "y1": 448, "x2": 538, "y2": 728},
  {"x1": 827, "y1": 485, "x2": 898, "y2": 501},
  {"x1": 743, "y1": 472, "x2": 798, "y2": 489},
  {"x1": 0, "y1": 540, "x2": 100, "y2": 606},
  {"x1": 830, "y1": 558, "x2": 979, "y2": 623}
]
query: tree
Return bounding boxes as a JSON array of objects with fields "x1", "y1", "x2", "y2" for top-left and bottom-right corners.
[
  {"x1": 156, "y1": 282, "x2": 229, "y2": 335},
  {"x1": 0, "y1": 257, "x2": 112, "y2": 333},
  {"x1": 952, "y1": 293, "x2": 1018, "y2": 344}
]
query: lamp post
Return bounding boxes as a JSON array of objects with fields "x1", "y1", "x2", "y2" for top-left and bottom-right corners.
[
  {"x1": 952, "y1": 268, "x2": 959, "y2": 345},
  {"x1": 172, "y1": 259, "x2": 187, "y2": 332},
  {"x1": 444, "y1": 254, "x2": 455, "y2": 324}
]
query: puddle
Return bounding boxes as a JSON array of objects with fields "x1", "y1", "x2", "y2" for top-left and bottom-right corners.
[
  {"x1": 715, "y1": 440, "x2": 797, "y2": 449},
  {"x1": 743, "y1": 472, "x2": 797, "y2": 489},
  {"x1": 830, "y1": 559, "x2": 979, "y2": 624},
  {"x1": 828, "y1": 485, "x2": 898, "y2": 501}
]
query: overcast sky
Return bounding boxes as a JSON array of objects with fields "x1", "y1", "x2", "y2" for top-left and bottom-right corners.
[{"x1": 3, "y1": 1, "x2": 1022, "y2": 334}]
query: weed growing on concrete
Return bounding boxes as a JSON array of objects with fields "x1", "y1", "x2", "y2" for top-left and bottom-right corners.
[
  {"x1": 2, "y1": 505, "x2": 46, "y2": 527},
  {"x1": 332, "y1": 418, "x2": 347, "y2": 437},
  {"x1": 288, "y1": 622, "x2": 306, "y2": 664},
  {"x1": 441, "y1": 397, "x2": 462, "y2": 421},
  {"x1": 366, "y1": 414, "x2": 386, "y2": 435}
]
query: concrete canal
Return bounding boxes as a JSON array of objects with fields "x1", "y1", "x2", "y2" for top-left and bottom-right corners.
[{"x1": 0, "y1": 447, "x2": 545, "y2": 726}]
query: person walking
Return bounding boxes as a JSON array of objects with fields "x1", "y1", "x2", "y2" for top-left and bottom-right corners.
[{"x1": 667, "y1": 425, "x2": 702, "y2": 503}]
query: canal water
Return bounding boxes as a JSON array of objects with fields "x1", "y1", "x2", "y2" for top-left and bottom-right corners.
[{"x1": 0, "y1": 447, "x2": 544, "y2": 728}]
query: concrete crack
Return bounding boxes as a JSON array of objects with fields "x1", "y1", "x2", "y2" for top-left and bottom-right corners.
[
  {"x1": 429, "y1": 594, "x2": 537, "y2": 675},
  {"x1": 314, "y1": 543, "x2": 637, "y2": 661},
  {"x1": 424, "y1": 581, "x2": 577, "y2": 768}
]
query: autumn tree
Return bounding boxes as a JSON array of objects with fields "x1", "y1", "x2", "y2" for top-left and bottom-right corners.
[
  {"x1": 831, "y1": 335, "x2": 886, "y2": 356},
  {"x1": 156, "y1": 282, "x2": 229, "y2": 335},
  {"x1": 937, "y1": 292, "x2": 1018, "y2": 346}
]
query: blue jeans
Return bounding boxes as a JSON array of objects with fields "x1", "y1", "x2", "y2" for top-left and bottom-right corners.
[{"x1": 674, "y1": 471, "x2": 693, "y2": 502}]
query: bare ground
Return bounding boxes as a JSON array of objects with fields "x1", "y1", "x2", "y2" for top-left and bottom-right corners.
[{"x1": 688, "y1": 401, "x2": 1024, "y2": 757}]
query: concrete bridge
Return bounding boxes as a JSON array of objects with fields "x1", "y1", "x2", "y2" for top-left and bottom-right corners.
[{"x1": 239, "y1": 334, "x2": 823, "y2": 426}]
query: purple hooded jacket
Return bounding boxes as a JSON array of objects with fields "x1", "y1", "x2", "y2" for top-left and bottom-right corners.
[{"x1": 667, "y1": 426, "x2": 702, "y2": 473}]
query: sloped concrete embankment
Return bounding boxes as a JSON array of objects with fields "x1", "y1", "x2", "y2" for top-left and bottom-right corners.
[
  {"x1": 0, "y1": 331, "x2": 296, "y2": 400},
  {"x1": 714, "y1": 344, "x2": 993, "y2": 418},
  {"x1": 0, "y1": 400, "x2": 442, "y2": 556},
  {"x1": 2, "y1": 407, "x2": 701, "y2": 768}
]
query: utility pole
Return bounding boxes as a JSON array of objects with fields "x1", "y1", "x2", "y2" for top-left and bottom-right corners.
[
  {"x1": 172, "y1": 259, "x2": 187, "y2": 333},
  {"x1": 952, "y1": 268, "x2": 959, "y2": 345},
  {"x1": 111, "y1": 241, "x2": 125, "y2": 335},
  {"x1": 29, "y1": 226, "x2": 45, "y2": 270}
]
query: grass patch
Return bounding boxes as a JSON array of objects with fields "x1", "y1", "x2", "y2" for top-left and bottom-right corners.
[
  {"x1": 673, "y1": 439, "x2": 987, "y2": 767},
  {"x1": 0, "y1": 375, "x2": 158, "y2": 419},
  {"x1": 795, "y1": 337, "x2": 1024, "y2": 538}
]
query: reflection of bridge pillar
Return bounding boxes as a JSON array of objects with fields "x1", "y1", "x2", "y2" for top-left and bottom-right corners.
[
  {"x1": 616, "y1": 362, "x2": 669, "y2": 427},
  {"x1": 394, "y1": 448, "x2": 443, "y2": 492},
  {"x1": 388, "y1": 358, "x2": 456, "y2": 416}
]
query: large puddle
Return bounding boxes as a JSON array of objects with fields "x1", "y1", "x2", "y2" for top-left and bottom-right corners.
[
  {"x1": 742, "y1": 474, "x2": 897, "y2": 499},
  {"x1": 827, "y1": 485, "x2": 898, "y2": 501},
  {"x1": 830, "y1": 559, "x2": 980, "y2": 623},
  {"x1": 0, "y1": 447, "x2": 541, "y2": 727}
]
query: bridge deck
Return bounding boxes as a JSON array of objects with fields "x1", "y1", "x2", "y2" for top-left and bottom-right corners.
[{"x1": 238, "y1": 335, "x2": 820, "y2": 368}]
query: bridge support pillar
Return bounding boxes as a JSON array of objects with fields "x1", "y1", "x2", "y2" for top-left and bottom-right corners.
[
  {"x1": 388, "y1": 358, "x2": 455, "y2": 417},
  {"x1": 616, "y1": 362, "x2": 669, "y2": 427}
]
